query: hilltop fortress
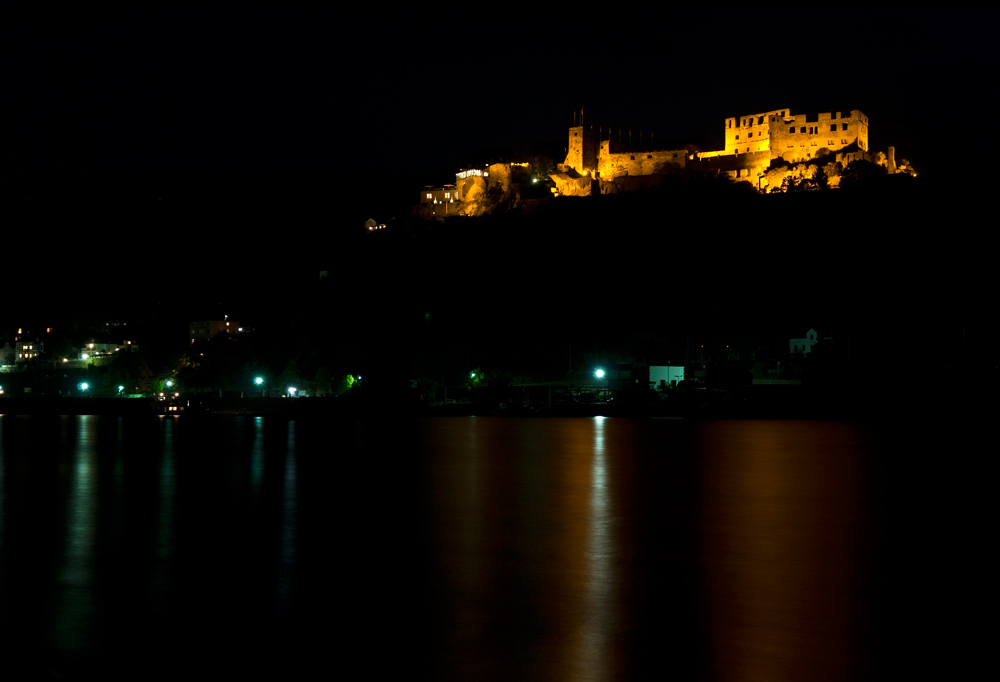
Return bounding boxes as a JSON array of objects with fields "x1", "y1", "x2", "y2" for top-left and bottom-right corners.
[
  {"x1": 555, "y1": 106, "x2": 883, "y2": 195},
  {"x1": 437, "y1": 106, "x2": 896, "y2": 215}
]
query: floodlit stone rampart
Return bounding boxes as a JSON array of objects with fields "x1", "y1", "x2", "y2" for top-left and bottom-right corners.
[{"x1": 563, "y1": 106, "x2": 873, "y2": 187}]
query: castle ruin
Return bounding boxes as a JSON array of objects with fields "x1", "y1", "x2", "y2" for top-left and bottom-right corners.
[{"x1": 559, "y1": 107, "x2": 875, "y2": 192}]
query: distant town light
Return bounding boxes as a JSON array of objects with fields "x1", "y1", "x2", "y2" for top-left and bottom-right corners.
[
  {"x1": 79, "y1": 383, "x2": 89, "y2": 391},
  {"x1": 288, "y1": 387, "x2": 297, "y2": 396},
  {"x1": 595, "y1": 369, "x2": 605, "y2": 378},
  {"x1": 255, "y1": 377, "x2": 264, "y2": 385}
]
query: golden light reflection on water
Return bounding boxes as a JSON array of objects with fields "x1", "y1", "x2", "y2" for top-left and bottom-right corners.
[
  {"x1": 425, "y1": 417, "x2": 623, "y2": 681},
  {"x1": 419, "y1": 417, "x2": 870, "y2": 681},
  {"x1": 579, "y1": 416, "x2": 616, "y2": 682},
  {"x1": 698, "y1": 420, "x2": 864, "y2": 682}
]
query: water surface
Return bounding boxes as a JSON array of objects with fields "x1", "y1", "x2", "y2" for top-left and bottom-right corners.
[{"x1": 0, "y1": 414, "x2": 985, "y2": 680}]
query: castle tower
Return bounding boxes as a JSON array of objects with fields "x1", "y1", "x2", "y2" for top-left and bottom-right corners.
[
  {"x1": 887, "y1": 146, "x2": 896, "y2": 174},
  {"x1": 566, "y1": 125, "x2": 598, "y2": 175}
]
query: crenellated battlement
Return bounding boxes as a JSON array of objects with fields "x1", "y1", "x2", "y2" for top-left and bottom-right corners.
[{"x1": 563, "y1": 106, "x2": 873, "y2": 188}]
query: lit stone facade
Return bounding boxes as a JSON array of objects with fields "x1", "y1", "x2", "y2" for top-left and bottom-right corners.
[
  {"x1": 563, "y1": 107, "x2": 873, "y2": 186},
  {"x1": 565, "y1": 126, "x2": 599, "y2": 176},
  {"x1": 756, "y1": 108, "x2": 870, "y2": 163},
  {"x1": 596, "y1": 140, "x2": 689, "y2": 179},
  {"x1": 564, "y1": 125, "x2": 687, "y2": 179}
]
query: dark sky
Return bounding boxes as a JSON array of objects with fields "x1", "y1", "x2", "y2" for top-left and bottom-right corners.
[
  {"x1": 1, "y1": 7, "x2": 996, "y2": 330},
  {"x1": 2, "y1": 8, "x2": 995, "y2": 185}
]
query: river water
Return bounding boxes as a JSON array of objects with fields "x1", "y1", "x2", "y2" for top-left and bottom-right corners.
[{"x1": 0, "y1": 413, "x2": 988, "y2": 680}]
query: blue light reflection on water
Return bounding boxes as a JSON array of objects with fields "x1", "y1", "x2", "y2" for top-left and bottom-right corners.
[
  {"x1": 0, "y1": 414, "x2": 315, "y2": 678},
  {"x1": 251, "y1": 415, "x2": 265, "y2": 496},
  {"x1": 0, "y1": 415, "x2": 5, "y2": 549},
  {"x1": 0, "y1": 413, "x2": 984, "y2": 680},
  {"x1": 51, "y1": 415, "x2": 98, "y2": 653},
  {"x1": 277, "y1": 420, "x2": 298, "y2": 614}
]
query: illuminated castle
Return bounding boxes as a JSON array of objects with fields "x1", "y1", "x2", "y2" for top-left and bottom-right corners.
[{"x1": 562, "y1": 107, "x2": 873, "y2": 187}]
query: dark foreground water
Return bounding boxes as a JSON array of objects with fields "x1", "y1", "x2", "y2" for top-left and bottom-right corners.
[{"x1": 0, "y1": 414, "x2": 990, "y2": 680}]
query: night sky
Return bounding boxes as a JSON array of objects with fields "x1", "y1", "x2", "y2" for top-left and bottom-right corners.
[
  {"x1": 1, "y1": 8, "x2": 996, "y2": 329},
  {"x1": 4, "y1": 8, "x2": 994, "y2": 183}
]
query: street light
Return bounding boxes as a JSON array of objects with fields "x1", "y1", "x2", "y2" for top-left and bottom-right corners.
[
  {"x1": 595, "y1": 369, "x2": 606, "y2": 400},
  {"x1": 79, "y1": 382, "x2": 89, "y2": 394},
  {"x1": 288, "y1": 387, "x2": 297, "y2": 396}
]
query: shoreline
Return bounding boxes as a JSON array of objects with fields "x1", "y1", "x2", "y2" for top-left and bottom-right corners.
[{"x1": 0, "y1": 389, "x2": 983, "y2": 421}]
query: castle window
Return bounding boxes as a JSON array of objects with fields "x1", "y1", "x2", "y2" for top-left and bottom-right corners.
[
  {"x1": 842, "y1": 123, "x2": 848, "y2": 130},
  {"x1": 647, "y1": 155, "x2": 652, "y2": 159},
  {"x1": 748, "y1": 132, "x2": 753, "y2": 138},
  {"x1": 789, "y1": 126, "x2": 795, "y2": 133},
  {"x1": 800, "y1": 126, "x2": 806, "y2": 133},
  {"x1": 630, "y1": 155, "x2": 635, "y2": 160},
  {"x1": 758, "y1": 116, "x2": 764, "y2": 124},
  {"x1": 735, "y1": 134, "x2": 739, "y2": 140},
  {"x1": 830, "y1": 124, "x2": 837, "y2": 132},
  {"x1": 781, "y1": 111, "x2": 785, "y2": 117}
]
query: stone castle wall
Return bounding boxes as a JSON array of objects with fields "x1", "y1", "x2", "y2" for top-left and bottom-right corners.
[
  {"x1": 596, "y1": 141, "x2": 688, "y2": 179},
  {"x1": 768, "y1": 110, "x2": 869, "y2": 164},
  {"x1": 724, "y1": 108, "x2": 788, "y2": 155},
  {"x1": 690, "y1": 150, "x2": 772, "y2": 183},
  {"x1": 566, "y1": 126, "x2": 598, "y2": 174},
  {"x1": 563, "y1": 107, "x2": 874, "y2": 187}
]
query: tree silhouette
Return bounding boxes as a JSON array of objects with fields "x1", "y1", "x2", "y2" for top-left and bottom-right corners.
[{"x1": 840, "y1": 159, "x2": 883, "y2": 188}]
